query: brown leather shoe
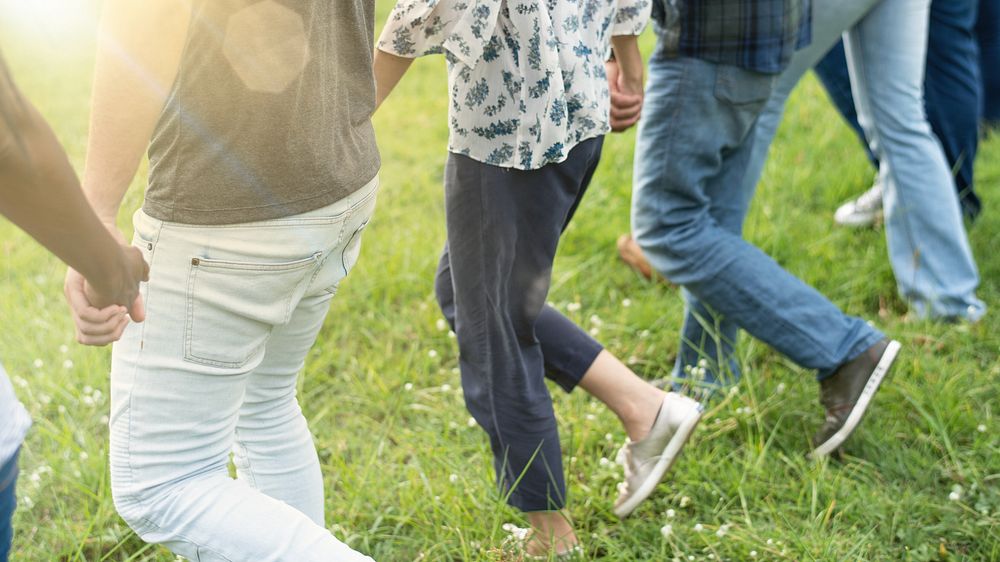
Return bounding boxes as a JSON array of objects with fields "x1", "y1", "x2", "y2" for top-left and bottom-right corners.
[
  {"x1": 617, "y1": 234, "x2": 657, "y2": 281},
  {"x1": 810, "y1": 339, "x2": 902, "y2": 459}
]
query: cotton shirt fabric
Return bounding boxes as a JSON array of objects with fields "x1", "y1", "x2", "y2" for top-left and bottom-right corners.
[
  {"x1": 652, "y1": 0, "x2": 812, "y2": 74},
  {"x1": 378, "y1": 0, "x2": 652, "y2": 170},
  {"x1": 144, "y1": 0, "x2": 380, "y2": 225},
  {"x1": 0, "y1": 364, "x2": 30, "y2": 466}
]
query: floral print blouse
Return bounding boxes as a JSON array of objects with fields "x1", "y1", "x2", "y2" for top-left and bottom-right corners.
[{"x1": 379, "y1": 0, "x2": 651, "y2": 170}]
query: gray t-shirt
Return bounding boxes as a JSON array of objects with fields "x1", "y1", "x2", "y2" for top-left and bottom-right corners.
[
  {"x1": 143, "y1": 0, "x2": 380, "y2": 225},
  {"x1": 0, "y1": 363, "x2": 30, "y2": 465}
]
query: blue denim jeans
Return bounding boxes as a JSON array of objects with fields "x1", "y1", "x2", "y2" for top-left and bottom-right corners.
[
  {"x1": 814, "y1": 0, "x2": 984, "y2": 220},
  {"x1": 631, "y1": 53, "x2": 884, "y2": 390},
  {"x1": 0, "y1": 449, "x2": 19, "y2": 562},
  {"x1": 744, "y1": 0, "x2": 986, "y2": 322}
]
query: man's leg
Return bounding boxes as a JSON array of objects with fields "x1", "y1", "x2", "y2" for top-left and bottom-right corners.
[
  {"x1": 845, "y1": 0, "x2": 986, "y2": 321},
  {"x1": 632, "y1": 55, "x2": 883, "y2": 380},
  {"x1": 109, "y1": 198, "x2": 375, "y2": 561},
  {"x1": 0, "y1": 449, "x2": 19, "y2": 562}
]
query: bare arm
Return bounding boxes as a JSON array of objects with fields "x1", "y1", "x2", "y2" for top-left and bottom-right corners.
[
  {"x1": 82, "y1": 0, "x2": 192, "y2": 223},
  {"x1": 374, "y1": 49, "x2": 414, "y2": 111},
  {"x1": 0, "y1": 67, "x2": 147, "y2": 312}
]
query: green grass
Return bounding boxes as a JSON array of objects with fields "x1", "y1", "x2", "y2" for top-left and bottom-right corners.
[{"x1": 1, "y1": 7, "x2": 998, "y2": 561}]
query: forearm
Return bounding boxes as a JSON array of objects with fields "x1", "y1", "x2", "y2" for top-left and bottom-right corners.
[
  {"x1": 83, "y1": 0, "x2": 191, "y2": 222},
  {"x1": 610, "y1": 35, "x2": 644, "y2": 93},
  {"x1": 0, "y1": 102, "x2": 125, "y2": 291},
  {"x1": 374, "y1": 49, "x2": 414, "y2": 110}
]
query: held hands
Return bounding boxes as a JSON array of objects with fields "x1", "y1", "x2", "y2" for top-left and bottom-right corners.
[
  {"x1": 64, "y1": 225, "x2": 150, "y2": 346},
  {"x1": 606, "y1": 58, "x2": 644, "y2": 132}
]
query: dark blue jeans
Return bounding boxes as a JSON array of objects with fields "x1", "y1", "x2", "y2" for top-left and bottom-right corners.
[
  {"x1": 814, "y1": 0, "x2": 984, "y2": 219},
  {"x1": 0, "y1": 449, "x2": 19, "y2": 562},
  {"x1": 980, "y1": 0, "x2": 1000, "y2": 123},
  {"x1": 434, "y1": 138, "x2": 605, "y2": 512}
]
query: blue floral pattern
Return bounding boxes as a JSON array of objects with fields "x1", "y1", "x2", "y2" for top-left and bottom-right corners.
[{"x1": 379, "y1": 0, "x2": 651, "y2": 170}]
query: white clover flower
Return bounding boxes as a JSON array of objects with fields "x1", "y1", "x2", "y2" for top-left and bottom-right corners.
[
  {"x1": 440, "y1": 383, "x2": 451, "y2": 392},
  {"x1": 92, "y1": 390, "x2": 103, "y2": 402},
  {"x1": 79, "y1": 451, "x2": 89, "y2": 461},
  {"x1": 428, "y1": 349, "x2": 438, "y2": 359},
  {"x1": 467, "y1": 417, "x2": 477, "y2": 428},
  {"x1": 451, "y1": 367, "x2": 460, "y2": 375},
  {"x1": 660, "y1": 524, "x2": 673, "y2": 538},
  {"x1": 83, "y1": 385, "x2": 93, "y2": 395},
  {"x1": 590, "y1": 314, "x2": 603, "y2": 326},
  {"x1": 449, "y1": 473, "x2": 458, "y2": 483},
  {"x1": 57, "y1": 405, "x2": 66, "y2": 414},
  {"x1": 977, "y1": 424, "x2": 987, "y2": 433},
  {"x1": 697, "y1": 359, "x2": 708, "y2": 369},
  {"x1": 589, "y1": 327, "x2": 600, "y2": 336},
  {"x1": 586, "y1": 413, "x2": 596, "y2": 421},
  {"x1": 14, "y1": 377, "x2": 27, "y2": 388},
  {"x1": 627, "y1": 356, "x2": 639, "y2": 365},
  {"x1": 680, "y1": 496, "x2": 691, "y2": 507},
  {"x1": 100, "y1": 415, "x2": 109, "y2": 425},
  {"x1": 33, "y1": 359, "x2": 44, "y2": 368},
  {"x1": 448, "y1": 331, "x2": 456, "y2": 339},
  {"x1": 693, "y1": 523, "x2": 704, "y2": 532},
  {"x1": 599, "y1": 457, "x2": 610, "y2": 467},
  {"x1": 949, "y1": 491, "x2": 962, "y2": 501},
  {"x1": 73, "y1": 470, "x2": 82, "y2": 478},
  {"x1": 435, "y1": 319, "x2": 447, "y2": 331},
  {"x1": 448, "y1": 421, "x2": 459, "y2": 430},
  {"x1": 604, "y1": 433, "x2": 613, "y2": 442},
  {"x1": 567, "y1": 302, "x2": 582, "y2": 312},
  {"x1": 640, "y1": 330, "x2": 650, "y2": 339},
  {"x1": 666, "y1": 509, "x2": 676, "y2": 518},
  {"x1": 766, "y1": 539, "x2": 774, "y2": 545},
  {"x1": 776, "y1": 383, "x2": 786, "y2": 394},
  {"x1": 404, "y1": 383, "x2": 414, "y2": 391},
  {"x1": 622, "y1": 298, "x2": 632, "y2": 308},
  {"x1": 62, "y1": 360, "x2": 74, "y2": 369},
  {"x1": 750, "y1": 551, "x2": 758, "y2": 558},
  {"x1": 728, "y1": 386, "x2": 739, "y2": 396},
  {"x1": 83, "y1": 396, "x2": 95, "y2": 407},
  {"x1": 59, "y1": 345, "x2": 69, "y2": 354}
]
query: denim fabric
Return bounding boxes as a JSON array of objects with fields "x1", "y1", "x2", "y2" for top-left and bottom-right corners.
[
  {"x1": 0, "y1": 449, "x2": 18, "y2": 562},
  {"x1": 813, "y1": 0, "x2": 984, "y2": 220},
  {"x1": 436, "y1": 137, "x2": 605, "y2": 512},
  {"x1": 631, "y1": 53, "x2": 883, "y2": 390},
  {"x1": 978, "y1": 0, "x2": 1000, "y2": 123},
  {"x1": 743, "y1": 0, "x2": 986, "y2": 322},
  {"x1": 109, "y1": 178, "x2": 379, "y2": 562}
]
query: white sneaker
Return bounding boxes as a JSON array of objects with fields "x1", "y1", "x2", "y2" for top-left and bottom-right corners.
[
  {"x1": 612, "y1": 392, "x2": 703, "y2": 518},
  {"x1": 834, "y1": 178, "x2": 883, "y2": 227}
]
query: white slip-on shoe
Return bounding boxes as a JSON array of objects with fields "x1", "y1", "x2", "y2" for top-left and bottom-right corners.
[
  {"x1": 613, "y1": 392, "x2": 703, "y2": 518},
  {"x1": 834, "y1": 178, "x2": 883, "y2": 227}
]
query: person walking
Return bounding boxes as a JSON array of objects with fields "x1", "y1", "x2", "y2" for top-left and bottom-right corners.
[
  {"x1": 625, "y1": 0, "x2": 902, "y2": 456},
  {"x1": 375, "y1": 0, "x2": 703, "y2": 557},
  {"x1": 62, "y1": 1, "x2": 381, "y2": 559}
]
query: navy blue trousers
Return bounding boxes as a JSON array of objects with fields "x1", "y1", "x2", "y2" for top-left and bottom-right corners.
[
  {"x1": 0, "y1": 449, "x2": 19, "y2": 562},
  {"x1": 434, "y1": 138, "x2": 605, "y2": 512},
  {"x1": 814, "y1": 0, "x2": 985, "y2": 220}
]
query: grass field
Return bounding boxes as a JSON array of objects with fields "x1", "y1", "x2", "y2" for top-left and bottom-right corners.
[{"x1": 1, "y1": 4, "x2": 998, "y2": 561}]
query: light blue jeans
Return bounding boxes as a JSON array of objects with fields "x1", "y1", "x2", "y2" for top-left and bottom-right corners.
[
  {"x1": 744, "y1": 0, "x2": 986, "y2": 322},
  {"x1": 631, "y1": 54, "x2": 885, "y2": 390},
  {"x1": 109, "y1": 178, "x2": 379, "y2": 562}
]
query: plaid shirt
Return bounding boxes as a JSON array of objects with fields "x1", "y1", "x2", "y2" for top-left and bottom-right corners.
[{"x1": 652, "y1": 0, "x2": 812, "y2": 74}]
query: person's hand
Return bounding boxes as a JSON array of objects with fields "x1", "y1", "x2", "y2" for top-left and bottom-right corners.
[
  {"x1": 64, "y1": 225, "x2": 149, "y2": 346},
  {"x1": 606, "y1": 58, "x2": 644, "y2": 132}
]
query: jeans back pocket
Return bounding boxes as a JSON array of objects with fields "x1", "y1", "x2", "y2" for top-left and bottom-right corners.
[{"x1": 184, "y1": 253, "x2": 321, "y2": 369}]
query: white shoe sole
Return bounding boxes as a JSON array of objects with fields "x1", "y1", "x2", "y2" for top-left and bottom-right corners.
[
  {"x1": 613, "y1": 405, "x2": 703, "y2": 518},
  {"x1": 809, "y1": 340, "x2": 901, "y2": 459}
]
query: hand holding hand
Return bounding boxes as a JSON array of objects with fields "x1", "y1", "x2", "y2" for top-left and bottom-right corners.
[
  {"x1": 64, "y1": 225, "x2": 149, "y2": 346},
  {"x1": 606, "y1": 58, "x2": 644, "y2": 132}
]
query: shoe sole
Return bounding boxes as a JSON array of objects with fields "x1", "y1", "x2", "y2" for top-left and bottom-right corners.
[
  {"x1": 613, "y1": 405, "x2": 703, "y2": 518},
  {"x1": 809, "y1": 340, "x2": 901, "y2": 459}
]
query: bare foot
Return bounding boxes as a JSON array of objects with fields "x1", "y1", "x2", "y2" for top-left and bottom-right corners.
[{"x1": 617, "y1": 234, "x2": 659, "y2": 281}]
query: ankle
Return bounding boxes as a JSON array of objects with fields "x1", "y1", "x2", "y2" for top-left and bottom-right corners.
[
  {"x1": 525, "y1": 511, "x2": 578, "y2": 554},
  {"x1": 621, "y1": 388, "x2": 666, "y2": 442}
]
